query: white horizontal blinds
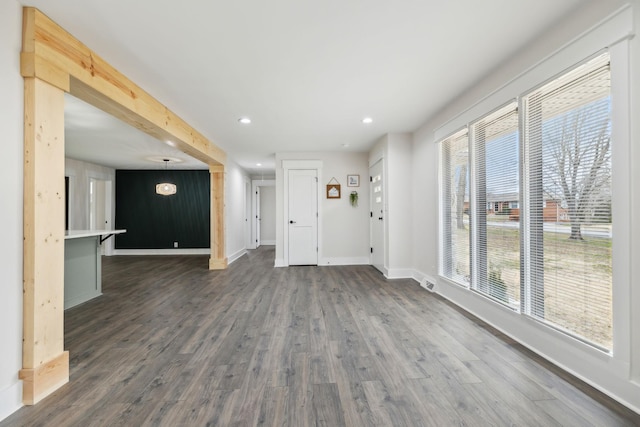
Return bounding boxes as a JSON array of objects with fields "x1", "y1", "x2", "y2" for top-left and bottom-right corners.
[
  {"x1": 471, "y1": 102, "x2": 519, "y2": 307},
  {"x1": 440, "y1": 130, "x2": 470, "y2": 285},
  {"x1": 523, "y1": 53, "x2": 612, "y2": 350}
]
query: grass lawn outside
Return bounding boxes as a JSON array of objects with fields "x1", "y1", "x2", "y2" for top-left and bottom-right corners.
[{"x1": 450, "y1": 216, "x2": 612, "y2": 349}]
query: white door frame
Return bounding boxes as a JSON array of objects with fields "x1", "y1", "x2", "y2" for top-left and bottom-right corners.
[
  {"x1": 256, "y1": 186, "x2": 261, "y2": 248},
  {"x1": 282, "y1": 160, "x2": 322, "y2": 267},
  {"x1": 369, "y1": 156, "x2": 386, "y2": 274},
  {"x1": 251, "y1": 179, "x2": 275, "y2": 249},
  {"x1": 245, "y1": 178, "x2": 251, "y2": 250}
]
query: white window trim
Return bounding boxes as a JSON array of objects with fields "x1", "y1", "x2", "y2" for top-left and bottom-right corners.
[
  {"x1": 609, "y1": 37, "x2": 631, "y2": 373},
  {"x1": 438, "y1": 128, "x2": 469, "y2": 287},
  {"x1": 434, "y1": 4, "x2": 637, "y2": 411}
]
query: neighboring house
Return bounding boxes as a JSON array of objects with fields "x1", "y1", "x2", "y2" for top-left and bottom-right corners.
[
  {"x1": 493, "y1": 199, "x2": 569, "y2": 222},
  {"x1": 463, "y1": 195, "x2": 569, "y2": 222}
]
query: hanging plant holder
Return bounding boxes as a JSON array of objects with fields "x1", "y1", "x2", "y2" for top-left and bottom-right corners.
[{"x1": 350, "y1": 191, "x2": 358, "y2": 207}]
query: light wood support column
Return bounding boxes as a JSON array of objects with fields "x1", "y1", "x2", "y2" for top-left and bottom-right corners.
[
  {"x1": 209, "y1": 165, "x2": 227, "y2": 270},
  {"x1": 20, "y1": 6, "x2": 230, "y2": 403},
  {"x1": 20, "y1": 77, "x2": 69, "y2": 405}
]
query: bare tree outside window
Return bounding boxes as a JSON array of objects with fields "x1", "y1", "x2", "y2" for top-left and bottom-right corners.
[
  {"x1": 543, "y1": 98, "x2": 611, "y2": 240},
  {"x1": 455, "y1": 163, "x2": 468, "y2": 230},
  {"x1": 527, "y1": 56, "x2": 614, "y2": 349}
]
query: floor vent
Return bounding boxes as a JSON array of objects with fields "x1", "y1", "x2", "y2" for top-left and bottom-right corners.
[{"x1": 420, "y1": 278, "x2": 436, "y2": 292}]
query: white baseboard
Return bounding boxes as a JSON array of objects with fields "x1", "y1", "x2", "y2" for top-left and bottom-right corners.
[
  {"x1": 0, "y1": 381, "x2": 22, "y2": 423},
  {"x1": 111, "y1": 248, "x2": 211, "y2": 256},
  {"x1": 64, "y1": 291, "x2": 102, "y2": 310},
  {"x1": 319, "y1": 257, "x2": 370, "y2": 266},
  {"x1": 385, "y1": 268, "x2": 415, "y2": 279},
  {"x1": 259, "y1": 240, "x2": 275, "y2": 246},
  {"x1": 227, "y1": 249, "x2": 247, "y2": 265},
  {"x1": 275, "y1": 257, "x2": 370, "y2": 267}
]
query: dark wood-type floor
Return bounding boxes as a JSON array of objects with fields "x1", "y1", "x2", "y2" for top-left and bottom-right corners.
[{"x1": 3, "y1": 246, "x2": 639, "y2": 426}]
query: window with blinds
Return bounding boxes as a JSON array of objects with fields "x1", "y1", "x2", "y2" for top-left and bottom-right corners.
[
  {"x1": 440, "y1": 129, "x2": 470, "y2": 285},
  {"x1": 437, "y1": 52, "x2": 613, "y2": 350},
  {"x1": 470, "y1": 102, "x2": 520, "y2": 307},
  {"x1": 522, "y1": 53, "x2": 612, "y2": 350}
]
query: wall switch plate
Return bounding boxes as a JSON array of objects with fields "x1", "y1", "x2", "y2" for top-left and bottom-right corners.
[{"x1": 173, "y1": 241, "x2": 178, "y2": 248}]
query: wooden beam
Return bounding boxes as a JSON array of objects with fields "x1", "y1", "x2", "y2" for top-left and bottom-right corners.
[
  {"x1": 21, "y1": 76, "x2": 68, "y2": 404},
  {"x1": 21, "y1": 7, "x2": 226, "y2": 167},
  {"x1": 210, "y1": 166, "x2": 227, "y2": 270}
]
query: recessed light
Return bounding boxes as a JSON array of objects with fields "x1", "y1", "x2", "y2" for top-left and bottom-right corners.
[
  {"x1": 256, "y1": 163, "x2": 262, "y2": 167},
  {"x1": 238, "y1": 117, "x2": 251, "y2": 124},
  {"x1": 362, "y1": 117, "x2": 373, "y2": 124},
  {"x1": 165, "y1": 140, "x2": 176, "y2": 147}
]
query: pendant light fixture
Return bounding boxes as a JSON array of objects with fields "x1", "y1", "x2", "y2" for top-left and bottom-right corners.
[{"x1": 156, "y1": 159, "x2": 177, "y2": 196}]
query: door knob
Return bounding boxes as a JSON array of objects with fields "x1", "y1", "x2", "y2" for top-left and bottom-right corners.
[
  {"x1": 290, "y1": 220, "x2": 296, "y2": 224},
  {"x1": 378, "y1": 217, "x2": 383, "y2": 220}
]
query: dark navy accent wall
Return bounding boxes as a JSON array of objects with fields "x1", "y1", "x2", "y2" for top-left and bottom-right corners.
[{"x1": 115, "y1": 170, "x2": 210, "y2": 249}]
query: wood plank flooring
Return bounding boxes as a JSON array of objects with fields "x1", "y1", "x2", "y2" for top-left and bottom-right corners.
[{"x1": 2, "y1": 246, "x2": 639, "y2": 426}]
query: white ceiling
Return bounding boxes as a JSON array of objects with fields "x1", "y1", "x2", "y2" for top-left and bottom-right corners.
[
  {"x1": 23, "y1": 0, "x2": 590, "y2": 175},
  {"x1": 64, "y1": 94, "x2": 207, "y2": 169}
]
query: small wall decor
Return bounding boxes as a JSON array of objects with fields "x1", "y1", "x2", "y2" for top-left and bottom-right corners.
[
  {"x1": 347, "y1": 174, "x2": 360, "y2": 187},
  {"x1": 326, "y1": 177, "x2": 341, "y2": 199},
  {"x1": 350, "y1": 191, "x2": 358, "y2": 207}
]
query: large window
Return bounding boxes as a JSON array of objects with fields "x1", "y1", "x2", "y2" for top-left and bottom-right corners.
[
  {"x1": 471, "y1": 102, "x2": 520, "y2": 307},
  {"x1": 522, "y1": 53, "x2": 612, "y2": 349},
  {"x1": 439, "y1": 53, "x2": 612, "y2": 350}
]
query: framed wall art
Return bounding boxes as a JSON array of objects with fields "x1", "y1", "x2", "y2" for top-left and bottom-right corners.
[
  {"x1": 347, "y1": 174, "x2": 360, "y2": 187},
  {"x1": 326, "y1": 177, "x2": 341, "y2": 199}
]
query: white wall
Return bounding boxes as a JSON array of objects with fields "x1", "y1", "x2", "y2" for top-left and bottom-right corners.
[
  {"x1": 259, "y1": 185, "x2": 276, "y2": 244},
  {"x1": 369, "y1": 133, "x2": 414, "y2": 278},
  {"x1": 65, "y1": 158, "x2": 116, "y2": 253},
  {"x1": 225, "y1": 159, "x2": 250, "y2": 264},
  {"x1": 411, "y1": 135, "x2": 439, "y2": 281},
  {"x1": 629, "y1": 0, "x2": 640, "y2": 384},
  {"x1": 0, "y1": 0, "x2": 25, "y2": 420},
  {"x1": 275, "y1": 151, "x2": 370, "y2": 266},
  {"x1": 411, "y1": 0, "x2": 640, "y2": 413},
  {"x1": 65, "y1": 158, "x2": 115, "y2": 230}
]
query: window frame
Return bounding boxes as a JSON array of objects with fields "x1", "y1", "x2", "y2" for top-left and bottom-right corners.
[
  {"x1": 438, "y1": 128, "x2": 471, "y2": 288},
  {"x1": 434, "y1": 46, "x2": 630, "y2": 356},
  {"x1": 468, "y1": 100, "x2": 520, "y2": 309}
]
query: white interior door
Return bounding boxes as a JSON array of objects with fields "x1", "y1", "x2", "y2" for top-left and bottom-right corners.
[
  {"x1": 288, "y1": 169, "x2": 318, "y2": 265},
  {"x1": 370, "y1": 160, "x2": 385, "y2": 273},
  {"x1": 255, "y1": 186, "x2": 261, "y2": 248}
]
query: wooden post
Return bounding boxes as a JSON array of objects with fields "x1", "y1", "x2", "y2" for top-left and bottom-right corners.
[
  {"x1": 20, "y1": 6, "x2": 229, "y2": 404},
  {"x1": 20, "y1": 77, "x2": 69, "y2": 404},
  {"x1": 209, "y1": 165, "x2": 228, "y2": 270}
]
